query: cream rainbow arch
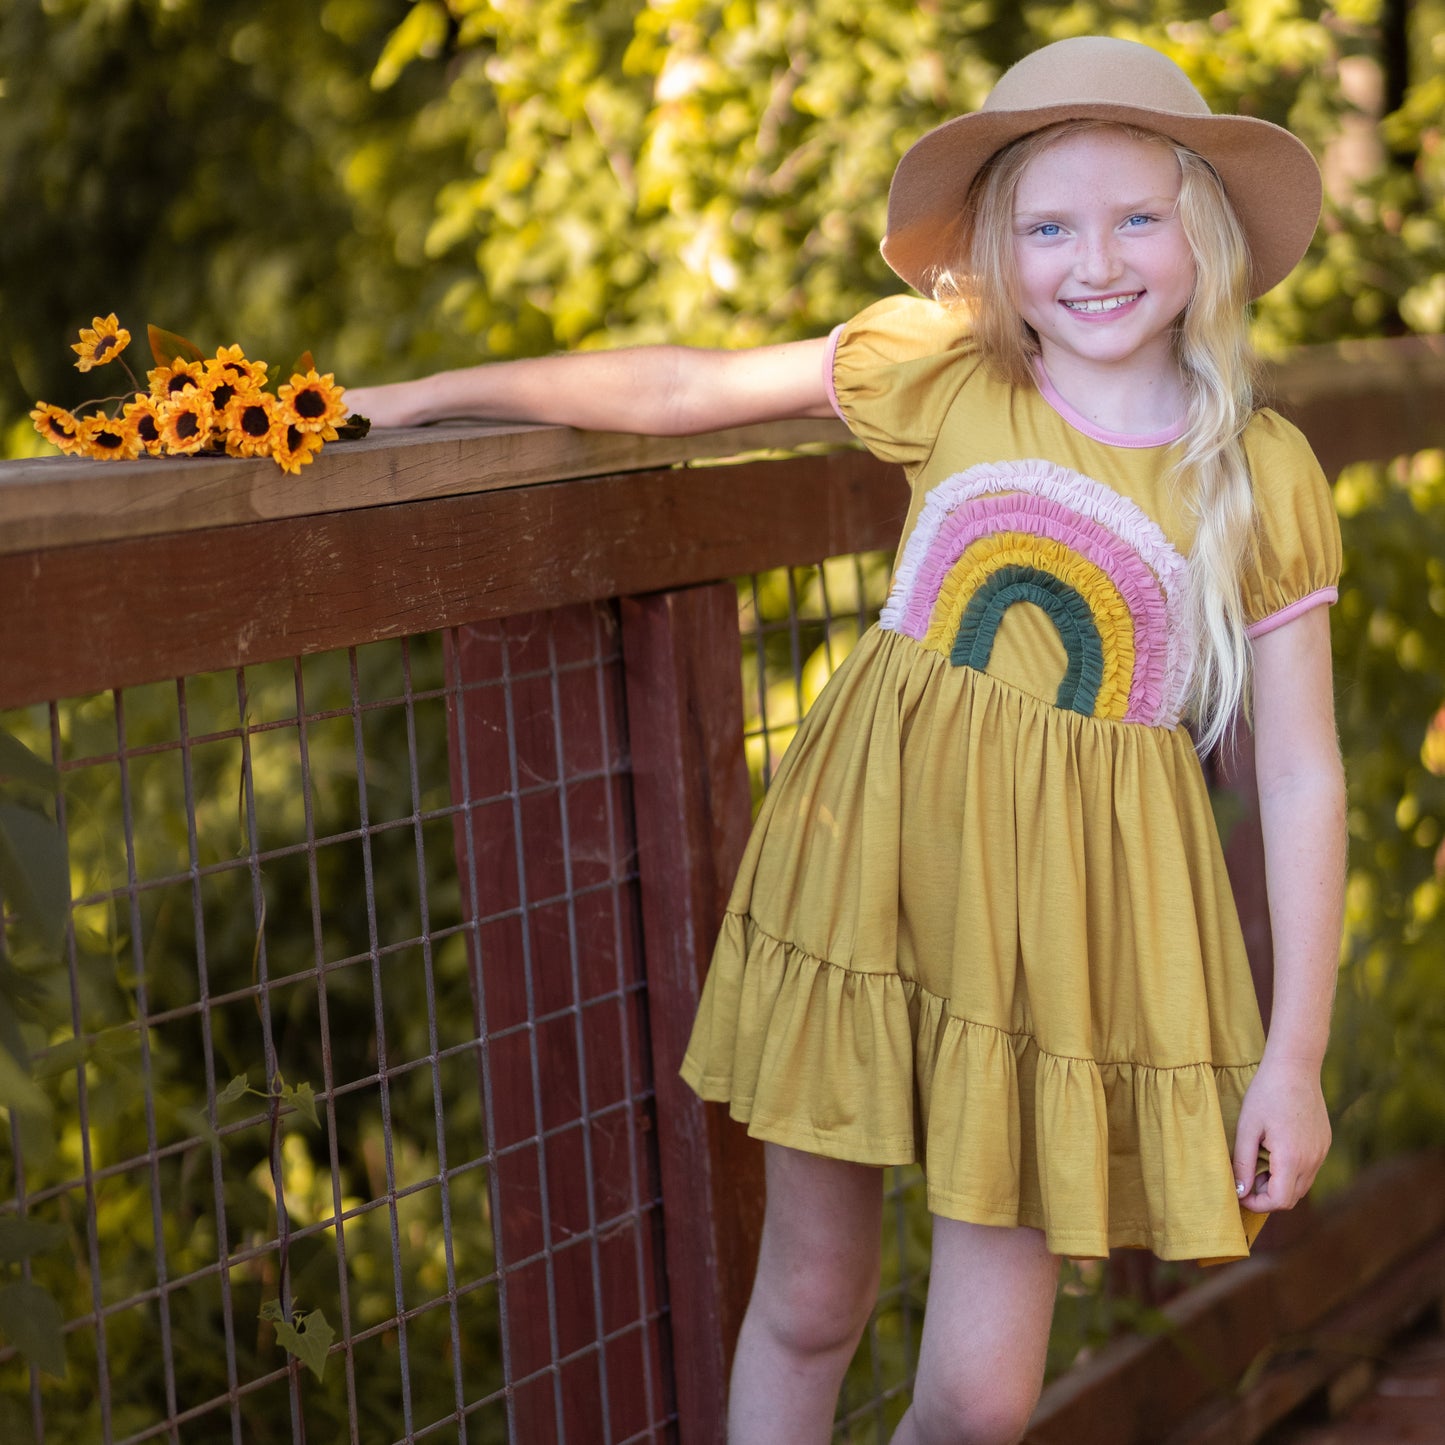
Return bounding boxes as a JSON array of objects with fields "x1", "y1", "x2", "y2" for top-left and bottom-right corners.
[{"x1": 879, "y1": 460, "x2": 1191, "y2": 727}]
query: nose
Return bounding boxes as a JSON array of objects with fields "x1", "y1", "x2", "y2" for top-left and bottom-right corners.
[{"x1": 1073, "y1": 229, "x2": 1122, "y2": 287}]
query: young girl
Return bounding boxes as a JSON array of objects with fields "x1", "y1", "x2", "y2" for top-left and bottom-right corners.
[{"x1": 350, "y1": 36, "x2": 1345, "y2": 1445}]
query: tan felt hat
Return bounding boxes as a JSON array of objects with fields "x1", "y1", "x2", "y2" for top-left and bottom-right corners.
[{"x1": 881, "y1": 36, "x2": 1322, "y2": 300}]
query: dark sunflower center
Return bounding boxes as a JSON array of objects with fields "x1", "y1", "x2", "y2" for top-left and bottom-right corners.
[
  {"x1": 137, "y1": 415, "x2": 159, "y2": 442},
  {"x1": 94, "y1": 428, "x2": 124, "y2": 450},
  {"x1": 286, "y1": 424, "x2": 302, "y2": 449},
  {"x1": 241, "y1": 405, "x2": 269, "y2": 438},
  {"x1": 294, "y1": 389, "x2": 326, "y2": 419},
  {"x1": 47, "y1": 415, "x2": 75, "y2": 440},
  {"x1": 168, "y1": 373, "x2": 197, "y2": 395},
  {"x1": 176, "y1": 412, "x2": 201, "y2": 441},
  {"x1": 94, "y1": 336, "x2": 117, "y2": 361},
  {"x1": 211, "y1": 382, "x2": 237, "y2": 410}
]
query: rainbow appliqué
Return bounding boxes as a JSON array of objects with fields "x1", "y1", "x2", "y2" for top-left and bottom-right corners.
[{"x1": 880, "y1": 460, "x2": 1191, "y2": 727}]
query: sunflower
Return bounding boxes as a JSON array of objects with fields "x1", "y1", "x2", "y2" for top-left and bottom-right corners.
[
  {"x1": 222, "y1": 390, "x2": 278, "y2": 459},
  {"x1": 277, "y1": 369, "x2": 347, "y2": 439},
  {"x1": 200, "y1": 358, "x2": 253, "y2": 416},
  {"x1": 211, "y1": 344, "x2": 268, "y2": 391},
  {"x1": 147, "y1": 357, "x2": 207, "y2": 402},
  {"x1": 269, "y1": 419, "x2": 325, "y2": 475},
  {"x1": 123, "y1": 393, "x2": 166, "y2": 456},
  {"x1": 158, "y1": 391, "x2": 216, "y2": 455},
  {"x1": 77, "y1": 413, "x2": 142, "y2": 461},
  {"x1": 71, "y1": 314, "x2": 131, "y2": 372},
  {"x1": 30, "y1": 402, "x2": 85, "y2": 455}
]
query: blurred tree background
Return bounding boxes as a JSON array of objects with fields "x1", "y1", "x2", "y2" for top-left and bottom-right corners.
[
  {"x1": 4, "y1": 0, "x2": 1445, "y2": 1435},
  {"x1": 7, "y1": 0, "x2": 1445, "y2": 442}
]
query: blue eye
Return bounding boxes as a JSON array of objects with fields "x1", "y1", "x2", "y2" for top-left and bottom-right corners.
[
  {"x1": 1034, "y1": 222, "x2": 1062, "y2": 237},
  {"x1": 1125, "y1": 214, "x2": 1154, "y2": 227}
]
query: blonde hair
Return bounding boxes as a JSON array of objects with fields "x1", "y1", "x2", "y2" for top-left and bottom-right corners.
[{"x1": 932, "y1": 121, "x2": 1258, "y2": 753}]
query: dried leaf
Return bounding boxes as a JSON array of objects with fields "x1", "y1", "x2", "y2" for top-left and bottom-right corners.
[{"x1": 147, "y1": 324, "x2": 204, "y2": 368}]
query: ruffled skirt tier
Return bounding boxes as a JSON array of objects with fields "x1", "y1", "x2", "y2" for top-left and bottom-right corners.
[{"x1": 681, "y1": 626, "x2": 1266, "y2": 1261}]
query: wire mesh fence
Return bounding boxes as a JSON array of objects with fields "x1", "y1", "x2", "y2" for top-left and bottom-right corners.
[{"x1": 0, "y1": 602, "x2": 670, "y2": 1445}]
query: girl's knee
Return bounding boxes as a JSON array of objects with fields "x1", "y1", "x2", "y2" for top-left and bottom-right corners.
[
  {"x1": 749, "y1": 1243, "x2": 880, "y2": 1360},
  {"x1": 908, "y1": 1365, "x2": 1042, "y2": 1445}
]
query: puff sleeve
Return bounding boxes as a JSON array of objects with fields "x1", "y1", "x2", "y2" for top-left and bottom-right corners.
[
  {"x1": 1241, "y1": 410, "x2": 1343, "y2": 637},
  {"x1": 827, "y1": 294, "x2": 980, "y2": 469}
]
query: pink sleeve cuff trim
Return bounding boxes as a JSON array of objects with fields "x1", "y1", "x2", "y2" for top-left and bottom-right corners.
[
  {"x1": 1246, "y1": 586, "x2": 1338, "y2": 638},
  {"x1": 824, "y1": 324, "x2": 845, "y2": 421}
]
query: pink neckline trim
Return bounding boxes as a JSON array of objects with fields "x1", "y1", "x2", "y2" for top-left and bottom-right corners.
[{"x1": 1033, "y1": 363, "x2": 1187, "y2": 449}]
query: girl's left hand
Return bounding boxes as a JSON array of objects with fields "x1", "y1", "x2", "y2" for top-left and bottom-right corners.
[{"x1": 1232, "y1": 1055, "x2": 1331, "y2": 1212}]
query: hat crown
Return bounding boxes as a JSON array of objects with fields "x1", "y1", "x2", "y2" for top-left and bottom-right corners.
[{"x1": 983, "y1": 36, "x2": 1211, "y2": 119}]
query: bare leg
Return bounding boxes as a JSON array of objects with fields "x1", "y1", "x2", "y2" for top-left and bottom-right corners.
[
  {"x1": 727, "y1": 1143, "x2": 884, "y2": 1445},
  {"x1": 890, "y1": 1219, "x2": 1059, "y2": 1445}
]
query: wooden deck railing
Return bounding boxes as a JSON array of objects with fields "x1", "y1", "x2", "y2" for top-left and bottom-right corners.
[{"x1": 2, "y1": 331, "x2": 1444, "y2": 1445}]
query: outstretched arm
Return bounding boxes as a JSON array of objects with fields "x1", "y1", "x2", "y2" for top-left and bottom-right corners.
[
  {"x1": 1233, "y1": 603, "x2": 1345, "y2": 1212},
  {"x1": 345, "y1": 336, "x2": 836, "y2": 435}
]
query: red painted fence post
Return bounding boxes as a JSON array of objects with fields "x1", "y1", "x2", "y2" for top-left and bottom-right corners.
[{"x1": 621, "y1": 583, "x2": 767, "y2": 1444}]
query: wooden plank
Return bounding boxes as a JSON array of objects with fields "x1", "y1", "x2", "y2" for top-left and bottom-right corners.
[
  {"x1": 1164, "y1": 1234, "x2": 1445, "y2": 1444},
  {"x1": 0, "y1": 416, "x2": 852, "y2": 555},
  {"x1": 619, "y1": 583, "x2": 765, "y2": 1445},
  {"x1": 1024, "y1": 1151, "x2": 1445, "y2": 1445},
  {"x1": 1263, "y1": 333, "x2": 1445, "y2": 475},
  {"x1": 0, "y1": 449, "x2": 906, "y2": 709}
]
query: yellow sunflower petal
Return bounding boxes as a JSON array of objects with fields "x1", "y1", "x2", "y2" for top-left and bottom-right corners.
[
  {"x1": 223, "y1": 391, "x2": 279, "y2": 459},
  {"x1": 71, "y1": 314, "x2": 132, "y2": 373},
  {"x1": 77, "y1": 413, "x2": 142, "y2": 461},
  {"x1": 269, "y1": 419, "x2": 325, "y2": 474},
  {"x1": 122, "y1": 393, "x2": 167, "y2": 457},
  {"x1": 212, "y1": 344, "x2": 269, "y2": 390},
  {"x1": 30, "y1": 402, "x2": 85, "y2": 455},
  {"x1": 148, "y1": 357, "x2": 207, "y2": 402},
  {"x1": 158, "y1": 392, "x2": 216, "y2": 455},
  {"x1": 278, "y1": 369, "x2": 347, "y2": 435}
]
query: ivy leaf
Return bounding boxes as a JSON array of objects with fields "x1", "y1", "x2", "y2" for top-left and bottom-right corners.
[
  {"x1": 147, "y1": 324, "x2": 204, "y2": 368},
  {"x1": 281, "y1": 1079, "x2": 319, "y2": 1128},
  {"x1": 0, "y1": 733, "x2": 57, "y2": 791},
  {"x1": 216, "y1": 1073, "x2": 250, "y2": 1107},
  {"x1": 0, "y1": 802, "x2": 70, "y2": 948},
  {"x1": 261, "y1": 1301, "x2": 334, "y2": 1381},
  {"x1": 336, "y1": 414, "x2": 371, "y2": 441},
  {"x1": 0, "y1": 1217, "x2": 67, "y2": 1265},
  {"x1": 0, "y1": 1280, "x2": 67, "y2": 1378}
]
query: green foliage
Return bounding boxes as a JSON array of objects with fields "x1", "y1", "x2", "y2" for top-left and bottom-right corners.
[
  {"x1": 9, "y1": 0, "x2": 1445, "y2": 455},
  {"x1": 1321, "y1": 449, "x2": 1445, "y2": 1183}
]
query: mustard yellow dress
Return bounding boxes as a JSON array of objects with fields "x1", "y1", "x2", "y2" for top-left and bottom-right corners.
[{"x1": 680, "y1": 296, "x2": 1342, "y2": 1262}]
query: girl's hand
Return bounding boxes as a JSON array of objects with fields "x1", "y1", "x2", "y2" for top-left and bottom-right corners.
[
  {"x1": 1232, "y1": 1055, "x2": 1331, "y2": 1212},
  {"x1": 342, "y1": 382, "x2": 422, "y2": 429}
]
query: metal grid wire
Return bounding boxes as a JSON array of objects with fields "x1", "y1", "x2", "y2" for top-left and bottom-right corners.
[
  {"x1": 0, "y1": 602, "x2": 670, "y2": 1444},
  {"x1": 734, "y1": 552, "x2": 933, "y2": 1442}
]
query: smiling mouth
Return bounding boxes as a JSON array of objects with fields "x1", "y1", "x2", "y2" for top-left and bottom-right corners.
[{"x1": 1061, "y1": 293, "x2": 1141, "y2": 313}]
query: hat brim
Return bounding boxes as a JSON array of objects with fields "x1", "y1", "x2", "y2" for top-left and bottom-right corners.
[{"x1": 881, "y1": 102, "x2": 1322, "y2": 301}]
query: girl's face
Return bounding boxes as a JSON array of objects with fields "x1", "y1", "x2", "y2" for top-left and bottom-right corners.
[{"x1": 1010, "y1": 130, "x2": 1195, "y2": 384}]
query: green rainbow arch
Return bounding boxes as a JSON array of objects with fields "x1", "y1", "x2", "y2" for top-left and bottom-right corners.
[{"x1": 950, "y1": 565, "x2": 1106, "y2": 715}]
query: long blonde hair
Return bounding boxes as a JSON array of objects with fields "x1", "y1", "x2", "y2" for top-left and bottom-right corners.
[{"x1": 932, "y1": 120, "x2": 1258, "y2": 753}]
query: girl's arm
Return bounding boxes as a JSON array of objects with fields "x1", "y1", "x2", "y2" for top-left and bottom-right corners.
[
  {"x1": 1233, "y1": 602, "x2": 1345, "y2": 1212},
  {"x1": 344, "y1": 336, "x2": 836, "y2": 434}
]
